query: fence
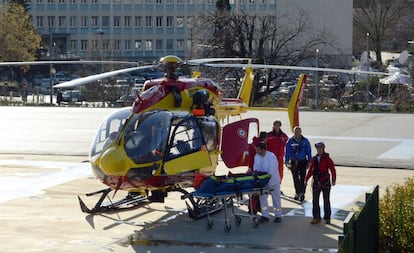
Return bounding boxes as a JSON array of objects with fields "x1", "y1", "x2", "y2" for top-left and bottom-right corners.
[{"x1": 338, "y1": 185, "x2": 379, "y2": 253}]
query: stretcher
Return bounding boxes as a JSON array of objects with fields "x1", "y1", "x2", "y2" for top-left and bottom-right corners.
[{"x1": 190, "y1": 187, "x2": 272, "y2": 232}]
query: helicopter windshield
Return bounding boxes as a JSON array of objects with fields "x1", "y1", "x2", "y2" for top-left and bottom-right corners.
[
  {"x1": 90, "y1": 108, "x2": 131, "y2": 158},
  {"x1": 124, "y1": 110, "x2": 172, "y2": 164}
]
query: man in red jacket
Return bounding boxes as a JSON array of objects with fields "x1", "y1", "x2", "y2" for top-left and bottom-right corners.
[
  {"x1": 305, "y1": 141, "x2": 336, "y2": 225},
  {"x1": 267, "y1": 120, "x2": 288, "y2": 183}
]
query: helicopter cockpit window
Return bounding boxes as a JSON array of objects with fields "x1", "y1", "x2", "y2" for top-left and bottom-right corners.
[
  {"x1": 198, "y1": 116, "x2": 219, "y2": 151},
  {"x1": 90, "y1": 108, "x2": 130, "y2": 157},
  {"x1": 124, "y1": 110, "x2": 172, "y2": 164},
  {"x1": 167, "y1": 117, "x2": 204, "y2": 160}
]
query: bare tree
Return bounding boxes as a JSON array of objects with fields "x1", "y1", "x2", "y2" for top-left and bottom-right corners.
[
  {"x1": 354, "y1": 0, "x2": 410, "y2": 65},
  {"x1": 192, "y1": 9, "x2": 334, "y2": 104}
]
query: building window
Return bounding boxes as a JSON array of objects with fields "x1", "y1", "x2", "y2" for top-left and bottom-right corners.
[
  {"x1": 166, "y1": 39, "x2": 173, "y2": 50},
  {"x1": 135, "y1": 16, "x2": 142, "y2": 27},
  {"x1": 81, "y1": 40, "x2": 88, "y2": 50},
  {"x1": 91, "y1": 16, "x2": 99, "y2": 27},
  {"x1": 58, "y1": 0, "x2": 65, "y2": 3},
  {"x1": 103, "y1": 40, "x2": 110, "y2": 50},
  {"x1": 69, "y1": 16, "x2": 77, "y2": 27},
  {"x1": 177, "y1": 0, "x2": 183, "y2": 3},
  {"x1": 176, "y1": 17, "x2": 183, "y2": 27},
  {"x1": 58, "y1": 16, "x2": 66, "y2": 27},
  {"x1": 156, "y1": 0, "x2": 162, "y2": 3},
  {"x1": 156, "y1": 16, "x2": 163, "y2": 27},
  {"x1": 91, "y1": 0, "x2": 98, "y2": 3},
  {"x1": 80, "y1": 0, "x2": 86, "y2": 3},
  {"x1": 48, "y1": 0, "x2": 54, "y2": 3},
  {"x1": 124, "y1": 16, "x2": 131, "y2": 27},
  {"x1": 37, "y1": 0, "x2": 43, "y2": 3},
  {"x1": 156, "y1": 39, "x2": 163, "y2": 50},
  {"x1": 48, "y1": 16, "x2": 55, "y2": 27},
  {"x1": 102, "y1": 16, "x2": 109, "y2": 27},
  {"x1": 70, "y1": 0, "x2": 76, "y2": 3},
  {"x1": 36, "y1": 16, "x2": 44, "y2": 27},
  {"x1": 176, "y1": 39, "x2": 184, "y2": 50},
  {"x1": 81, "y1": 16, "x2": 88, "y2": 27},
  {"x1": 145, "y1": 40, "x2": 152, "y2": 51},
  {"x1": 91, "y1": 40, "x2": 98, "y2": 50},
  {"x1": 114, "y1": 16, "x2": 121, "y2": 27},
  {"x1": 114, "y1": 40, "x2": 121, "y2": 50},
  {"x1": 125, "y1": 40, "x2": 132, "y2": 50},
  {"x1": 145, "y1": 16, "x2": 152, "y2": 27},
  {"x1": 135, "y1": 40, "x2": 142, "y2": 50},
  {"x1": 70, "y1": 40, "x2": 77, "y2": 50},
  {"x1": 166, "y1": 16, "x2": 173, "y2": 27}
]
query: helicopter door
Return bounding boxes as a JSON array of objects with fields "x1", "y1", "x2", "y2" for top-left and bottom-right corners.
[
  {"x1": 221, "y1": 118, "x2": 259, "y2": 168},
  {"x1": 163, "y1": 117, "x2": 211, "y2": 175}
]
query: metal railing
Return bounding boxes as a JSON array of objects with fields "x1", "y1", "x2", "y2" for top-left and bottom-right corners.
[{"x1": 338, "y1": 185, "x2": 379, "y2": 253}]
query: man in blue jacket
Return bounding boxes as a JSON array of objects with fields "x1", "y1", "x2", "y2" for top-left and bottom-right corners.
[{"x1": 285, "y1": 126, "x2": 312, "y2": 202}]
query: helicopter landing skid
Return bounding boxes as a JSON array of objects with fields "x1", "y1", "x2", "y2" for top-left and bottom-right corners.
[{"x1": 78, "y1": 188, "x2": 149, "y2": 214}]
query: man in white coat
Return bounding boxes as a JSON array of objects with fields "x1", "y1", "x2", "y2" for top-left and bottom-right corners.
[{"x1": 253, "y1": 142, "x2": 282, "y2": 222}]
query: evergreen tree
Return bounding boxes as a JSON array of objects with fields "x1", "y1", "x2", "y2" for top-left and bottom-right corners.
[{"x1": 0, "y1": 2, "x2": 41, "y2": 64}]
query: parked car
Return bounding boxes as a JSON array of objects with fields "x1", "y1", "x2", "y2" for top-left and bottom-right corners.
[
  {"x1": 116, "y1": 95, "x2": 136, "y2": 106},
  {"x1": 62, "y1": 90, "x2": 85, "y2": 102},
  {"x1": 342, "y1": 91, "x2": 376, "y2": 104}
]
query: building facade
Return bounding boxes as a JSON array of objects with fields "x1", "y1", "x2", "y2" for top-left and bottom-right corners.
[
  {"x1": 1, "y1": 0, "x2": 353, "y2": 64},
  {"x1": 27, "y1": 0, "x2": 277, "y2": 62}
]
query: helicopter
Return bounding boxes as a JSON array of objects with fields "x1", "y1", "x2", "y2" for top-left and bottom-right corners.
[
  {"x1": 49, "y1": 55, "x2": 307, "y2": 217},
  {"x1": 2, "y1": 55, "x2": 390, "y2": 218}
]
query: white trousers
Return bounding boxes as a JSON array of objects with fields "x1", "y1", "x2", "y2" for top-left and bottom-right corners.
[{"x1": 259, "y1": 182, "x2": 282, "y2": 218}]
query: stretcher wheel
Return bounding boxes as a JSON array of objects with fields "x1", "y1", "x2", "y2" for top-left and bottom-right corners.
[
  {"x1": 253, "y1": 217, "x2": 259, "y2": 228},
  {"x1": 206, "y1": 220, "x2": 213, "y2": 230},
  {"x1": 235, "y1": 216, "x2": 242, "y2": 226},
  {"x1": 224, "y1": 222, "x2": 231, "y2": 232}
]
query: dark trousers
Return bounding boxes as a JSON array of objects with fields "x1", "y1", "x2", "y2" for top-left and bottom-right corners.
[
  {"x1": 312, "y1": 183, "x2": 331, "y2": 220},
  {"x1": 290, "y1": 160, "x2": 307, "y2": 195}
]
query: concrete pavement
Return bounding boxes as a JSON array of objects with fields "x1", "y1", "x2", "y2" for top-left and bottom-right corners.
[
  {"x1": 1, "y1": 107, "x2": 414, "y2": 252},
  {"x1": 0, "y1": 154, "x2": 412, "y2": 253}
]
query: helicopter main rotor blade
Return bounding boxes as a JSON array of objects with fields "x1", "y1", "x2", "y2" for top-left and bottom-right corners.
[
  {"x1": 0, "y1": 60, "x2": 138, "y2": 66},
  {"x1": 204, "y1": 63, "x2": 392, "y2": 76},
  {"x1": 187, "y1": 58, "x2": 251, "y2": 65},
  {"x1": 54, "y1": 65, "x2": 158, "y2": 88}
]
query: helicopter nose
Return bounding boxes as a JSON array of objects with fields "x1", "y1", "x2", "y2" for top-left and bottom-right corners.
[{"x1": 99, "y1": 146, "x2": 128, "y2": 176}]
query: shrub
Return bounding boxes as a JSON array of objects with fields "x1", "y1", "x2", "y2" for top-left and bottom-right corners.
[{"x1": 379, "y1": 177, "x2": 414, "y2": 252}]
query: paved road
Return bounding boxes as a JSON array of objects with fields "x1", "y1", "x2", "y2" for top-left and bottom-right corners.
[
  {"x1": 1, "y1": 106, "x2": 413, "y2": 169},
  {"x1": 0, "y1": 106, "x2": 413, "y2": 253}
]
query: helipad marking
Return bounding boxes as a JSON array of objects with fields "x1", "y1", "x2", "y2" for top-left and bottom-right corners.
[
  {"x1": 309, "y1": 135, "x2": 408, "y2": 142},
  {"x1": 377, "y1": 140, "x2": 414, "y2": 160},
  {"x1": 284, "y1": 185, "x2": 373, "y2": 219},
  {"x1": 0, "y1": 160, "x2": 91, "y2": 203}
]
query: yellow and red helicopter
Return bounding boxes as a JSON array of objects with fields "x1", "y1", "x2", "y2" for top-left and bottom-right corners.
[
  {"x1": 50, "y1": 55, "x2": 307, "y2": 217},
  {"x1": 1, "y1": 55, "x2": 390, "y2": 217}
]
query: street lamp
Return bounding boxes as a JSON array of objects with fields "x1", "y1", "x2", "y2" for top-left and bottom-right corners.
[
  {"x1": 315, "y1": 49, "x2": 320, "y2": 111},
  {"x1": 366, "y1": 32, "x2": 370, "y2": 103},
  {"x1": 97, "y1": 29, "x2": 104, "y2": 73},
  {"x1": 49, "y1": 27, "x2": 54, "y2": 106}
]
